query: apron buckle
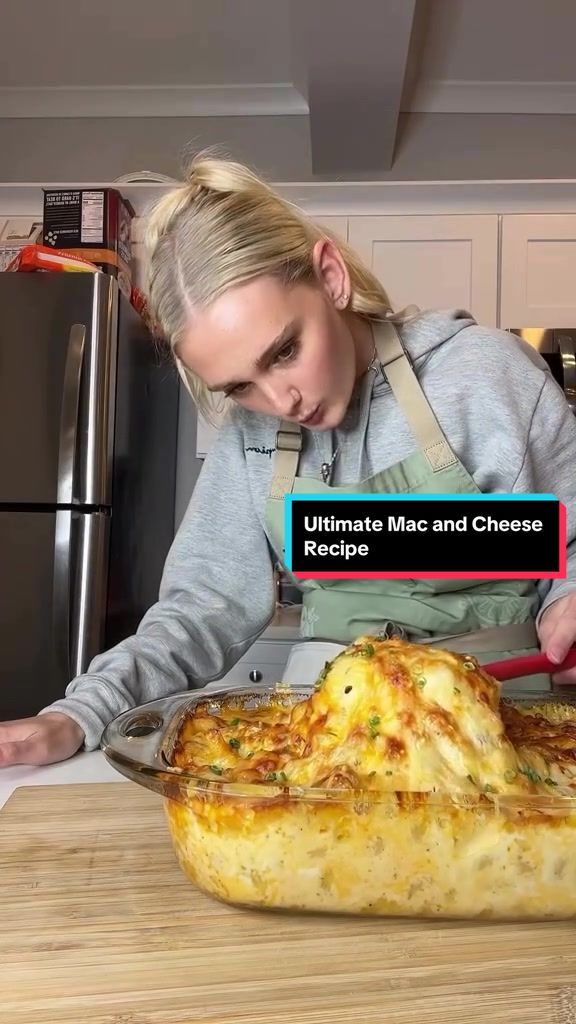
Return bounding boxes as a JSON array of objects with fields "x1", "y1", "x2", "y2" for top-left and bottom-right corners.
[
  {"x1": 276, "y1": 428, "x2": 302, "y2": 453},
  {"x1": 377, "y1": 621, "x2": 407, "y2": 641}
]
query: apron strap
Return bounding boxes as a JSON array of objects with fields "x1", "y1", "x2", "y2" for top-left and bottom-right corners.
[
  {"x1": 268, "y1": 315, "x2": 459, "y2": 500},
  {"x1": 269, "y1": 420, "x2": 302, "y2": 500},
  {"x1": 373, "y1": 320, "x2": 457, "y2": 472}
]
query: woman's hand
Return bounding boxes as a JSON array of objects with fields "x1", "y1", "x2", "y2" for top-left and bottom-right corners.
[
  {"x1": 537, "y1": 593, "x2": 576, "y2": 684},
  {"x1": 0, "y1": 712, "x2": 85, "y2": 767}
]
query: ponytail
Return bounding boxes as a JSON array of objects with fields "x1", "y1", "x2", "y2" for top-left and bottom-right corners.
[{"x1": 144, "y1": 149, "x2": 404, "y2": 420}]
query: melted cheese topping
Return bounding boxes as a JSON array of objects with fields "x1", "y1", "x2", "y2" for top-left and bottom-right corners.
[
  {"x1": 171, "y1": 636, "x2": 576, "y2": 798},
  {"x1": 166, "y1": 637, "x2": 576, "y2": 918}
]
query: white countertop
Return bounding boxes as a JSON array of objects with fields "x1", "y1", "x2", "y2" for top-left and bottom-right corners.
[
  {"x1": 0, "y1": 750, "x2": 128, "y2": 811},
  {"x1": 0, "y1": 670, "x2": 288, "y2": 812},
  {"x1": 0, "y1": 609, "x2": 303, "y2": 813}
]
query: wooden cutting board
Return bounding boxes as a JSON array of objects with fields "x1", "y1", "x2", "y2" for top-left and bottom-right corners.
[{"x1": 1, "y1": 782, "x2": 576, "y2": 1024}]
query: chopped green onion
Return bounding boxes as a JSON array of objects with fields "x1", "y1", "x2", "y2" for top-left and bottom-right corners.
[
  {"x1": 504, "y1": 769, "x2": 517, "y2": 783},
  {"x1": 230, "y1": 717, "x2": 240, "y2": 727},
  {"x1": 544, "y1": 777, "x2": 558, "y2": 786},
  {"x1": 519, "y1": 766, "x2": 542, "y2": 784},
  {"x1": 228, "y1": 737, "x2": 241, "y2": 750},
  {"x1": 416, "y1": 677, "x2": 427, "y2": 689},
  {"x1": 463, "y1": 659, "x2": 475, "y2": 670},
  {"x1": 315, "y1": 661, "x2": 332, "y2": 690},
  {"x1": 266, "y1": 772, "x2": 277, "y2": 781},
  {"x1": 484, "y1": 784, "x2": 497, "y2": 794},
  {"x1": 368, "y1": 713, "x2": 381, "y2": 738},
  {"x1": 209, "y1": 764, "x2": 224, "y2": 776}
]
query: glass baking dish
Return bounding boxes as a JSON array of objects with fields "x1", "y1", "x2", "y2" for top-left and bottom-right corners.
[{"x1": 101, "y1": 685, "x2": 576, "y2": 920}]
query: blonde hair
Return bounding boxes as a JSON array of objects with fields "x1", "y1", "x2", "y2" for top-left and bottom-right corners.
[{"x1": 144, "y1": 149, "x2": 409, "y2": 421}]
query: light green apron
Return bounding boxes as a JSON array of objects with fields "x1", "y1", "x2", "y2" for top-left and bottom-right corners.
[{"x1": 265, "y1": 319, "x2": 549, "y2": 691}]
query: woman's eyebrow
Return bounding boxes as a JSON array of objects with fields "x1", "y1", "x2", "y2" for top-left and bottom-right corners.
[
  {"x1": 208, "y1": 319, "x2": 300, "y2": 392},
  {"x1": 254, "y1": 320, "x2": 300, "y2": 372}
]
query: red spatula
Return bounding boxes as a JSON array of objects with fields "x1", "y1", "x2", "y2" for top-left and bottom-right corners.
[{"x1": 483, "y1": 647, "x2": 576, "y2": 682}]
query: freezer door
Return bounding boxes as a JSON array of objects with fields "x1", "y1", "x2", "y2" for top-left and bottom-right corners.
[
  {"x1": 0, "y1": 273, "x2": 117, "y2": 506},
  {"x1": 0, "y1": 509, "x2": 109, "y2": 720}
]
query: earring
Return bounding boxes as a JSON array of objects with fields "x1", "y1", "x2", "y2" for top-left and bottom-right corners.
[{"x1": 338, "y1": 293, "x2": 349, "y2": 308}]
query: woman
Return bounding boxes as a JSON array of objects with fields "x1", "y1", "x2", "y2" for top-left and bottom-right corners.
[{"x1": 2, "y1": 152, "x2": 576, "y2": 768}]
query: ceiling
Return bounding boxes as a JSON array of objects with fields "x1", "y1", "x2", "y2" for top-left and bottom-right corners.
[{"x1": 2, "y1": 0, "x2": 576, "y2": 175}]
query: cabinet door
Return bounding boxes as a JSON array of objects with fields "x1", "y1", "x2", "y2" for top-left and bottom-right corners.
[
  {"x1": 501, "y1": 215, "x2": 576, "y2": 328},
  {"x1": 205, "y1": 639, "x2": 293, "y2": 690},
  {"x1": 348, "y1": 215, "x2": 499, "y2": 327}
]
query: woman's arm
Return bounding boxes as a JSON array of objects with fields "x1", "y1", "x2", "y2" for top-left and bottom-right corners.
[
  {"x1": 509, "y1": 371, "x2": 576, "y2": 676},
  {"x1": 510, "y1": 371, "x2": 576, "y2": 617}
]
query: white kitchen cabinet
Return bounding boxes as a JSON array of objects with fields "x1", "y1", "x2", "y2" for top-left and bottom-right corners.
[
  {"x1": 314, "y1": 216, "x2": 349, "y2": 242},
  {"x1": 500, "y1": 215, "x2": 576, "y2": 328},
  {"x1": 348, "y1": 215, "x2": 499, "y2": 327},
  {"x1": 207, "y1": 638, "x2": 294, "y2": 690}
]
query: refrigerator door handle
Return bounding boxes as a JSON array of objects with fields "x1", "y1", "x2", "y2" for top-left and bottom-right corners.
[
  {"x1": 52, "y1": 510, "x2": 109, "y2": 686},
  {"x1": 57, "y1": 324, "x2": 86, "y2": 506},
  {"x1": 53, "y1": 509, "x2": 72, "y2": 682},
  {"x1": 72, "y1": 512, "x2": 109, "y2": 678}
]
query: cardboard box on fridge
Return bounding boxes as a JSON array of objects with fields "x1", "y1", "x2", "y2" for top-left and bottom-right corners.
[{"x1": 42, "y1": 188, "x2": 135, "y2": 298}]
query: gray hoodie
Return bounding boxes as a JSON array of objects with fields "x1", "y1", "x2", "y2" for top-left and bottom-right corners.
[{"x1": 42, "y1": 309, "x2": 576, "y2": 748}]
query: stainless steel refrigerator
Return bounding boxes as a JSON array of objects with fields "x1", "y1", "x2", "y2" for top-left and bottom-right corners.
[{"x1": 0, "y1": 272, "x2": 179, "y2": 720}]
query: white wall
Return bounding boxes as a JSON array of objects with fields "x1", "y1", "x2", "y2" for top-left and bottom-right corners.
[
  {"x1": 418, "y1": 0, "x2": 576, "y2": 82},
  {"x1": 392, "y1": 113, "x2": 576, "y2": 180},
  {"x1": 3, "y1": 112, "x2": 576, "y2": 183},
  {"x1": 0, "y1": 116, "x2": 311, "y2": 182}
]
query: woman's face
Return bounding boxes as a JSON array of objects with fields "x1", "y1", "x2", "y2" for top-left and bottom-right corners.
[{"x1": 178, "y1": 240, "x2": 374, "y2": 431}]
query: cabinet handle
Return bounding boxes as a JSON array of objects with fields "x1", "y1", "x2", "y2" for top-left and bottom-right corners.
[{"x1": 249, "y1": 669, "x2": 263, "y2": 682}]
